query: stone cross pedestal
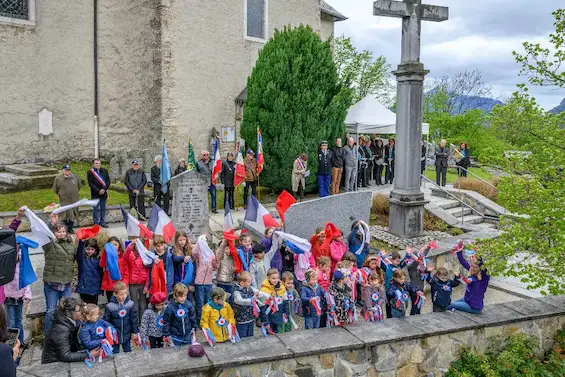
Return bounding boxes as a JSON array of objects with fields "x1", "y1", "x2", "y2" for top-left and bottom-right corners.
[{"x1": 374, "y1": 0, "x2": 448, "y2": 238}]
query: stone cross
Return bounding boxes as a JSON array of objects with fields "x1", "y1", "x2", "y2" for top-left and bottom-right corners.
[{"x1": 374, "y1": 0, "x2": 448, "y2": 238}]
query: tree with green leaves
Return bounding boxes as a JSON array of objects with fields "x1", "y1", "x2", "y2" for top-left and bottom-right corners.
[
  {"x1": 480, "y1": 89, "x2": 565, "y2": 295},
  {"x1": 513, "y1": 8, "x2": 565, "y2": 88},
  {"x1": 240, "y1": 26, "x2": 352, "y2": 192},
  {"x1": 334, "y1": 36, "x2": 393, "y2": 106}
]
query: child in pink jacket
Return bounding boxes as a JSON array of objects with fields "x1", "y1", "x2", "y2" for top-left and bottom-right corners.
[
  {"x1": 192, "y1": 236, "x2": 219, "y2": 324},
  {"x1": 330, "y1": 232, "x2": 347, "y2": 273}
]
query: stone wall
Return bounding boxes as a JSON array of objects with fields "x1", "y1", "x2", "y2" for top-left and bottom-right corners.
[
  {"x1": 160, "y1": 0, "x2": 323, "y2": 160},
  {"x1": 0, "y1": 0, "x2": 95, "y2": 165},
  {"x1": 19, "y1": 296, "x2": 565, "y2": 377}
]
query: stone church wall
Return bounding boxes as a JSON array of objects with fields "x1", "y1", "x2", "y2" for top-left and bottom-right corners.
[
  {"x1": 0, "y1": 0, "x2": 95, "y2": 165},
  {"x1": 160, "y1": 0, "x2": 322, "y2": 160}
]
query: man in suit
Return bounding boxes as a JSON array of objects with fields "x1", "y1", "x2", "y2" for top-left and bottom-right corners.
[
  {"x1": 151, "y1": 156, "x2": 170, "y2": 214},
  {"x1": 384, "y1": 138, "x2": 395, "y2": 184},
  {"x1": 317, "y1": 141, "x2": 333, "y2": 197},
  {"x1": 87, "y1": 159, "x2": 110, "y2": 227},
  {"x1": 435, "y1": 139, "x2": 449, "y2": 186}
]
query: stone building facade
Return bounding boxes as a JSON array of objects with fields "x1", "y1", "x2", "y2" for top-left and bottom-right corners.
[{"x1": 0, "y1": 0, "x2": 345, "y2": 165}]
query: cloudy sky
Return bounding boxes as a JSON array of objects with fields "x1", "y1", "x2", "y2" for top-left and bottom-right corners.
[{"x1": 326, "y1": 0, "x2": 564, "y2": 110}]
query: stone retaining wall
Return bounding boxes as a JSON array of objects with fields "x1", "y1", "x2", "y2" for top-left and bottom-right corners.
[{"x1": 18, "y1": 295, "x2": 565, "y2": 377}]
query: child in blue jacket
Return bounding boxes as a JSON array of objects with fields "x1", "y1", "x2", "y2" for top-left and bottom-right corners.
[
  {"x1": 102, "y1": 281, "x2": 138, "y2": 353},
  {"x1": 79, "y1": 304, "x2": 113, "y2": 350},
  {"x1": 163, "y1": 283, "x2": 197, "y2": 346},
  {"x1": 76, "y1": 238, "x2": 103, "y2": 305},
  {"x1": 386, "y1": 269, "x2": 423, "y2": 318},
  {"x1": 300, "y1": 269, "x2": 324, "y2": 329},
  {"x1": 427, "y1": 267, "x2": 461, "y2": 312},
  {"x1": 380, "y1": 250, "x2": 409, "y2": 318}
]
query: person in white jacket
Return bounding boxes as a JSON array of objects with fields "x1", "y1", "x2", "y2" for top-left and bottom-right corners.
[{"x1": 249, "y1": 243, "x2": 279, "y2": 289}]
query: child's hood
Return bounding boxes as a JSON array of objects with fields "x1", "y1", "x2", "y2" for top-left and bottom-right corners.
[{"x1": 260, "y1": 279, "x2": 286, "y2": 297}]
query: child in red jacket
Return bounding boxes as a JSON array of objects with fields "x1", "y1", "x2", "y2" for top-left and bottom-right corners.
[
  {"x1": 100, "y1": 236, "x2": 129, "y2": 302},
  {"x1": 126, "y1": 237, "x2": 149, "y2": 325}
]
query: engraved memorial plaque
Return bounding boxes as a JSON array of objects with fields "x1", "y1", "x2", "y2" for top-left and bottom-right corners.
[{"x1": 171, "y1": 170, "x2": 210, "y2": 238}]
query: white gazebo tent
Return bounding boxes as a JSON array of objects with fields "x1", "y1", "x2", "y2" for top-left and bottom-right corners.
[{"x1": 344, "y1": 95, "x2": 429, "y2": 137}]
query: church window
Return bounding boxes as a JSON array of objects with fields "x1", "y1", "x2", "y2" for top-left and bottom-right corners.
[
  {"x1": 245, "y1": 0, "x2": 267, "y2": 41},
  {"x1": 0, "y1": 0, "x2": 28, "y2": 19}
]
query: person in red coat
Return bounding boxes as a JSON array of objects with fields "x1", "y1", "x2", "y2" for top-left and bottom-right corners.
[
  {"x1": 100, "y1": 237, "x2": 130, "y2": 301},
  {"x1": 310, "y1": 228, "x2": 329, "y2": 263},
  {"x1": 125, "y1": 238, "x2": 149, "y2": 325}
]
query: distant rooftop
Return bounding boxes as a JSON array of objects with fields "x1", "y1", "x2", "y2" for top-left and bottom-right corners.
[{"x1": 321, "y1": 1, "x2": 347, "y2": 21}]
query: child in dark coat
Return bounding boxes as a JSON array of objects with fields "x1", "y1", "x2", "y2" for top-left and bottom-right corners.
[
  {"x1": 163, "y1": 283, "x2": 197, "y2": 346},
  {"x1": 427, "y1": 267, "x2": 461, "y2": 312},
  {"x1": 76, "y1": 239, "x2": 103, "y2": 305},
  {"x1": 301, "y1": 269, "x2": 324, "y2": 329},
  {"x1": 140, "y1": 292, "x2": 168, "y2": 348},
  {"x1": 232, "y1": 271, "x2": 270, "y2": 337},
  {"x1": 79, "y1": 304, "x2": 113, "y2": 351},
  {"x1": 280, "y1": 272, "x2": 300, "y2": 333},
  {"x1": 328, "y1": 270, "x2": 352, "y2": 325},
  {"x1": 387, "y1": 270, "x2": 424, "y2": 318},
  {"x1": 102, "y1": 281, "x2": 138, "y2": 353}
]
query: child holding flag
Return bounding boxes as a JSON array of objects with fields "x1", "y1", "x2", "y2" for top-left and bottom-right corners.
[
  {"x1": 232, "y1": 271, "x2": 269, "y2": 338},
  {"x1": 100, "y1": 237, "x2": 129, "y2": 302},
  {"x1": 79, "y1": 304, "x2": 114, "y2": 352},
  {"x1": 140, "y1": 292, "x2": 167, "y2": 348},
  {"x1": 170, "y1": 231, "x2": 194, "y2": 295},
  {"x1": 362, "y1": 272, "x2": 385, "y2": 323},
  {"x1": 328, "y1": 270, "x2": 351, "y2": 325},
  {"x1": 103, "y1": 281, "x2": 137, "y2": 353},
  {"x1": 125, "y1": 238, "x2": 150, "y2": 325},
  {"x1": 280, "y1": 272, "x2": 300, "y2": 333},
  {"x1": 301, "y1": 269, "x2": 324, "y2": 329},
  {"x1": 386, "y1": 270, "x2": 424, "y2": 318},
  {"x1": 200, "y1": 287, "x2": 238, "y2": 345},
  {"x1": 427, "y1": 268, "x2": 461, "y2": 312},
  {"x1": 259, "y1": 268, "x2": 288, "y2": 334},
  {"x1": 76, "y1": 238, "x2": 102, "y2": 305}
]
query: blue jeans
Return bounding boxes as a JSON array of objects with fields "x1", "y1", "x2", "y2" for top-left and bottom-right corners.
[
  {"x1": 6, "y1": 301, "x2": 24, "y2": 343},
  {"x1": 112, "y1": 339, "x2": 131, "y2": 353},
  {"x1": 317, "y1": 174, "x2": 331, "y2": 197},
  {"x1": 209, "y1": 185, "x2": 217, "y2": 211},
  {"x1": 447, "y1": 298, "x2": 482, "y2": 314},
  {"x1": 216, "y1": 282, "x2": 234, "y2": 306},
  {"x1": 92, "y1": 195, "x2": 107, "y2": 226},
  {"x1": 195, "y1": 284, "x2": 213, "y2": 325},
  {"x1": 304, "y1": 316, "x2": 320, "y2": 329},
  {"x1": 44, "y1": 283, "x2": 72, "y2": 334},
  {"x1": 236, "y1": 322, "x2": 254, "y2": 338}
]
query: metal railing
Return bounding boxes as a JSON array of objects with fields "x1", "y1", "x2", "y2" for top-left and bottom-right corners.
[
  {"x1": 421, "y1": 174, "x2": 487, "y2": 224},
  {"x1": 454, "y1": 166, "x2": 497, "y2": 191}
]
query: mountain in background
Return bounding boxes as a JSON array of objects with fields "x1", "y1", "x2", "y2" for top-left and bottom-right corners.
[
  {"x1": 424, "y1": 89, "x2": 503, "y2": 114},
  {"x1": 549, "y1": 98, "x2": 565, "y2": 114}
]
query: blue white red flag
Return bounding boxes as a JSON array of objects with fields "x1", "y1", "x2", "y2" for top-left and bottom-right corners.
[
  {"x1": 212, "y1": 139, "x2": 222, "y2": 185},
  {"x1": 121, "y1": 205, "x2": 153, "y2": 239},
  {"x1": 244, "y1": 195, "x2": 278, "y2": 229},
  {"x1": 257, "y1": 129, "x2": 264, "y2": 175},
  {"x1": 148, "y1": 203, "x2": 176, "y2": 244}
]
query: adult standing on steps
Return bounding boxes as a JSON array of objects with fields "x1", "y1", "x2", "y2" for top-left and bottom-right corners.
[
  {"x1": 87, "y1": 159, "x2": 110, "y2": 227},
  {"x1": 52, "y1": 164, "x2": 82, "y2": 233},
  {"x1": 151, "y1": 156, "x2": 170, "y2": 214},
  {"x1": 221, "y1": 152, "x2": 236, "y2": 210},
  {"x1": 343, "y1": 137, "x2": 358, "y2": 192},
  {"x1": 330, "y1": 138, "x2": 344, "y2": 195},
  {"x1": 317, "y1": 141, "x2": 332, "y2": 197},
  {"x1": 197, "y1": 151, "x2": 217, "y2": 214},
  {"x1": 384, "y1": 138, "x2": 395, "y2": 185},
  {"x1": 243, "y1": 150, "x2": 258, "y2": 209},
  {"x1": 125, "y1": 160, "x2": 147, "y2": 220},
  {"x1": 435, "y1": 139, "x2": 449, "y2": 187}
]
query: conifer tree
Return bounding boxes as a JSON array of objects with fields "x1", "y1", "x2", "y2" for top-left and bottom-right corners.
[{"x1": 241, "y1": 25, "x2": 352, "y2": 192}]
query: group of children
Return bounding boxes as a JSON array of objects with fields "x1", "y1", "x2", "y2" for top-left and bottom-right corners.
[{"x1": 63, "y1": 218, "x2": 479, "y2": 359}]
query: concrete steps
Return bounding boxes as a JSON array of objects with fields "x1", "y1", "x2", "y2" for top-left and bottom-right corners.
[
  {"x1": 434, "y1": 198, "x2": 460, "y2": 210},
  {"x1": 458, "y1": 214, "x2": 484, "y2": 224},
  {"x1": 445, "y1": 206, "x2": 472, "y2": 217},
  {"x1": 0, "y1": 164, "x2": 59, "y2": 192}
]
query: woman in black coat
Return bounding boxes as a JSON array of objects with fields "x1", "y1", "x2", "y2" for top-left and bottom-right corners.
[
  {"x1": 42, "y1": 297, "x2": 100, "y2": 364},
  {"x1": 221, "y1": 152, "x2": 236, "y2": 210},
  {"x1": 456, "y1": 143, "x2": 471, "y2": 177},
  {"x1": 0, "y1": 306, "x2": 19, "y2": 377}
]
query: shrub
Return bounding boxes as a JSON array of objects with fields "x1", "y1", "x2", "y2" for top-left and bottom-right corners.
[
  {"x1": 453, "y1": 178, "x2": 498, "y2": 201},
  {"x1": 372, "y1": 194, "x2": 389, "y2": 215}
]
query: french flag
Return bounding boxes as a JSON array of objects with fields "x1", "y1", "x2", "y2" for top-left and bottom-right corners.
[
  {"x1": 257, "y1": 129, "x2": 264, "y2": 175},
  {"x1": 121, "y1": 206, "x2": 153, "y2": 239},
  {"x1": 148, "y1": 204, "x2": 176, "y2": 244},
  {"x1": 234, "y1": 148, "x2": 246, "y2": 187},
  {"x1": 211, "y1": 138, "x2": 222, "y2": 185},
  {"x1": 224, "y1": 202, "x2": 234, "y2": 232},
  {"x1": 245, "y1": 195, "x2": 278, "y2": 229}
]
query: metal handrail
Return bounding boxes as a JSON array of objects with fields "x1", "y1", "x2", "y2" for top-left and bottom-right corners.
[
  {"x1": 421, "y1": 174, "x2": 487, "y2": 222},
  {"x1": 454, "y1": 166, "x2": 497, "y2": 191}
]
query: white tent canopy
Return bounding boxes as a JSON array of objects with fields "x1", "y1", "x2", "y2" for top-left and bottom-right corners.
[{"x1": 344, "y1": 95, "x2": 429, "y2": 135}]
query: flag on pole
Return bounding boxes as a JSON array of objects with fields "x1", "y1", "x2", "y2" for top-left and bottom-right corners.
[
  {"x1": 187, "y1": 139, "x2": 197, "y2": 171},
  {"x1": 234, "y1": 140, "x2": 246, "y2": 187},
  {"x1": 21, "y1": 206, "x2": 55, "y2": 246},
  {"x1": 257, "y1": 129, "x2": 264, "y2": 175},
  {"x1": 224, "y1": 202, "x2": 234, "y2": 232},
  {"x1": 276, "y1": 190, "x2": 296, "y2": 222},
  {"x1": 160, "y1": 141, "x2": 172, "y2": 194},
  {"x1": 244, "y1": 195, "x2": 278, "y2": 228},
  {"x1": 121, "y1": 206, "x2": 153, "y2": 239},
  {"x1": 148, "y1": 204, "x2": 176, "y2": 244},
  {"x1": 211, "y1": 139, "x2": 222, "y2": 185},
  {"x1": 223, "y1": 201, "x2": 243, "y2": 273}
]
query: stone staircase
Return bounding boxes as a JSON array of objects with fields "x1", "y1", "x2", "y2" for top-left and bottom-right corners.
[
  {"x1": 0, "y1": 164, "x2": 59, "y2": 193},
  {"x1": 431, "y1": 197, "x2": 498, "y2": 230}
]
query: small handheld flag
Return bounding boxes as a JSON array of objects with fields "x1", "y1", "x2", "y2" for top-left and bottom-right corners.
[
  {"x1": 257, "y1": 129, "x2": 264, "y2": 175},
  {"x1": 147, "y1": 203, "x2": 176, "y2": 244}
]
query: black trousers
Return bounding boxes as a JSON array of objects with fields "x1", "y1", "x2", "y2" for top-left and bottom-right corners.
[
  {"x1": 153, "y1": 184, "x2": 170, "y2": 213},
  {"x1": 243, "y1": 181, "x2": 257, "y2": 206},
  {"x1": 224, "y1": 187, "x2": 235, "y2": 209},
  {"x1": 80, "y1": 294, "x2": 98, "y2": 305},
  {"x1": 409, "y1": 290, "x2": 421, "y2": 316},
  {"x1": 385, "y1": 161, "x2": 395, "y2": 184},
  {"x1": 358, "y1": 165, "x2": 367, "y2": 187},
  {"x1": 375, "y1": 164, "x2": 384, "y2": 184},
  {"x1": 128, "y1": 192, "x2": 146, "y2": 218},
  {"x1": 149, "y1": 336, "x2": 164, "y2": 349},
  {"x1": 365, "y1": 162, "x2": 372, "y2": 185},
  {"x1": 436, "y1": 166, "x2": 447, "y2": 186}
]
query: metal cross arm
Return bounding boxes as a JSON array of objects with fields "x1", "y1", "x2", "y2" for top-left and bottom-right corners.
[{"x1": 374, "y1": 0, "x2": 448, "y2": 22}]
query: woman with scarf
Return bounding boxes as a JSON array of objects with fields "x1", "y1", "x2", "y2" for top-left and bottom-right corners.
[{"x1": 347, "y1": 220, "x2": 370, "y2": 268}]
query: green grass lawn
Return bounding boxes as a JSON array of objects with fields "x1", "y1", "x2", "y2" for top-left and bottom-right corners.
[
  {"x1": 424, "y1": 166, "x2": 493, "y2": 184},
  {"x1": 0, "y1": 161, "x2": 129, "y2": 212}
]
